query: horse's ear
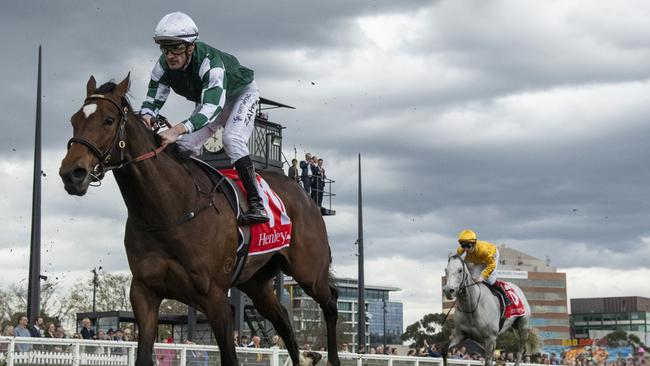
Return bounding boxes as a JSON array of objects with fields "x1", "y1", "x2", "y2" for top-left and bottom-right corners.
[
  {"x1": 114, "y1": 73, "x2": 130, "y2": 98},
  {"x1": 86, "y1": 75, "x2": 96, "y2": 96}
]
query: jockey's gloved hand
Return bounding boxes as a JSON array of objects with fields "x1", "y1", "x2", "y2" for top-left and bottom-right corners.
[{"x1": 473, "y1": 276, "x2": 483, "y2": 283}]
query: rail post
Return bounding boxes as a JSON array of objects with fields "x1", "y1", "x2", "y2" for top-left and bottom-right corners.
[{"x1": 271, "y1": 347, "x2": 280, "y2": 366}]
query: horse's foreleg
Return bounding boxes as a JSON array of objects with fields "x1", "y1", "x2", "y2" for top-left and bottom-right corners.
[
  {"x1": 130, "y1": 281, "x2": 161, "y2": 366},
  {"x1": 484, "y1": 337, "x2": 497, "y2": 366},
  {"x1": 514, "y1": 318, "x2": 530, "y2": 366},
  {"x1": 446, "y1": 331, "x2": 466, "y2": 366},
  {"x1": 239, "y1": 279, "x2": 302, "y2": 366},
  {"x1": 201, "y1": 289, "x2": 238, "y2": 366}
]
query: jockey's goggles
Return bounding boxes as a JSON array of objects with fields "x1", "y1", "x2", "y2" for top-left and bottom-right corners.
[
  {"x1": 459, "y1": 240, "x2": 476, "y2": 248},
  {"x1": 160, "y1": 43, "x2": 188, "y2": 56}
]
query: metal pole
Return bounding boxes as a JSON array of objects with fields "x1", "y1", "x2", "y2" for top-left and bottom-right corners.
[
  {"x1": 27, "y1": 45, "x2": 42, "y2": 323},
  {"x1": 357, "y1": 154, "x2": 365, "y2": 353},
  {"x1": 187, "y1": 307, "x2": 197, "y2": 341},
  {"x1": 265, "y1": 133, "x2": 271, "y2": 168},
  {"x1": 92, "y1": 268, "x2": 98, "y2": 313},
  {"x1": 383, "y1": 300, "x2": 387, "y2": 351}
]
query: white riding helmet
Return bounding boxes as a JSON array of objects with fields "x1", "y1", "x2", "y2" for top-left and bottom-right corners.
[{"x1": 153, "y1": 12, "x2": 199, "y2": 44}]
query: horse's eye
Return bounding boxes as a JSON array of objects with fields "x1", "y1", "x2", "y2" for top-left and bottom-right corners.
[
  {"x1": 458, "y1": 269, "x2": 462, "y2": 273},
  {"x1": 104, "y1": 116, "x2": 114, "y2": 125}
]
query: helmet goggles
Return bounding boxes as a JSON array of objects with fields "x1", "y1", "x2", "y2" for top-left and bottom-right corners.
[
  {"x1": 459, "y1": 240, "x2": 476, "y2": 249},
  {"x1": 159, "y1": 43, "x2": 188, "y2": 56}
]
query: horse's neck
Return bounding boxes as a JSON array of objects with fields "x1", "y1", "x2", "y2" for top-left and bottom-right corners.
[
  {"x1": 458, "y1": 269, "x2": 481, "y2": 308},
  {"x1": 113, "y1": 118, "x2": 198, "y2": 224}
]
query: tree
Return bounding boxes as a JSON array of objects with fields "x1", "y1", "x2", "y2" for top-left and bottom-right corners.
[
  {"x1": 496, "y1": 327, "x2": 539, "y2": 354},
  {"x1": 401, "y1": 313, "x2": 454, "y2": 348},
  {"x1": 604, "y1": 330, "x2": 645, "y2": 348}
]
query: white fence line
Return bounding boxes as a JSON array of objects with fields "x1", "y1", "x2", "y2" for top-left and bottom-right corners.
[{"x1": 0, "y1": 336, "x2": 540, "y2": 366}]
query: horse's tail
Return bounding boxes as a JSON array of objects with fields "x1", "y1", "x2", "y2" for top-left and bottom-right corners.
[{"x1": 327, "y1": 267, "x2": 339, "y2": 301}]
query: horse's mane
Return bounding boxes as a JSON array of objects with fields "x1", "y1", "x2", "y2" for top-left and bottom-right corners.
[{"x1": 94, "y1": 81, "x2": 190, "y2": 163}]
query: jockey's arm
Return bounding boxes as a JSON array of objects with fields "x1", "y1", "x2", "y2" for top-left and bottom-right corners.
[
  {"x1": 181, "y1": 57, "x2": 227, "y2": 134},
  {"x1": 481, "y1": 249, "x2": 497, "y2": 280},
  {"x1": 141, "y1": 58, "x2": 170, "y2": 120}
]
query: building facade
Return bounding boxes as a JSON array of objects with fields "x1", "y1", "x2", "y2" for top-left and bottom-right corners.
[
  {"x1": 570, "y1": 296, "x2": 650, "y2": 345},
  {"x1": 285, "y1": 277, "x2": 403, "y2": 352},
  {"x1": 442, "y1": 245, "x2": 570, "y2": 348}
]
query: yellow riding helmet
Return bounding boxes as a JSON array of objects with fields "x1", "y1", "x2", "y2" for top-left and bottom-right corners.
[{"x1": 458, "y1": 229, "x2": 477, "y2": 243}]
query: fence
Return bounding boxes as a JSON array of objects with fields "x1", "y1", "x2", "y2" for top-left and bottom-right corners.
[{"x1": 0, "y1": 336, "x2": 540, "y2": 366}]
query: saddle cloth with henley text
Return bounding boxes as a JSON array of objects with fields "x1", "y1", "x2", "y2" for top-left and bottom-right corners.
[{"x1": 219, "y1": 168, "x2": 292, "y2": 255}]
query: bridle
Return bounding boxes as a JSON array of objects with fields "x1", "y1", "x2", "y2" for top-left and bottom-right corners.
[
  {"x1": 449, "y1": 255, "x2": 481, "y2": 313},
  {"x1": 67, "y1": 94, "x2": 167, "y2": 184}
]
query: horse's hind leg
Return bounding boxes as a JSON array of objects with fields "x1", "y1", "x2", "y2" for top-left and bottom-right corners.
[
  {"x1": 294, "y1": 271, "x2": 340, "y2": 366},
  {"x1": 239, "y1": 277, "x2": 302, "y2": 365},
  {"x1": 513, "y1": 317, "x2": 530, "y2": 366}
]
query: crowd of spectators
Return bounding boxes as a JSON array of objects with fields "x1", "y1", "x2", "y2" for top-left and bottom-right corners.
[{"x1": 288, "y1": 152, "x2": 327, "y2": 207}]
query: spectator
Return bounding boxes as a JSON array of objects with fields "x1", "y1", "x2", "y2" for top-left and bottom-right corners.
[
  {"x1": 155, "y1": 337, "x2": 175, "y2": 366},
  {"x1": 239, "y1": 335, "x2": 249, "y2": 348},
  {"x1": 14, "y1": 315, "x2": 32, "y2": 352},
  {"x1": 407, "y1": 349, "x2": 416, "y2": 356},
  {"x1": 29, "y1": 317, "x2": 44, "y2": 337},
  {"x1": 301, "y1": 342, "x2": 312, "y2": 351},
  {"x1": 299, "y1": 153, "x2": 313, "y2": 193},
  {"x1": 270, "y1": 335, "x2": 282, "y2": 350},
  {"x1": 341, "y1": 343, "x2": 349, "y2": 353},
  {"x1": 54, "y1": 325, "x2": 66, "y2": 339},
  {"x1": 112, "y1": 329, "x2": 127, "y2": 355},
  {"x1": 287, "y1": 159, "x2": 300, "y2": 183},
  {"x1": 310, "y1": 156, "x2": 324, "y2": 206},
  {"x1": 123, "y1": 328, "x2": 134, "y2": 342},
  {"x1": 80, "y1": 318, "x2": 95, "y2": 340},
  {"x1": 316, "y1": 158, "x2": 326, "y2": 206},
  {"x1": 375, "y1": 345, "x2": 384, "y2": 355},
  {"x1": 106, "y1": 328, "x2": 115, "y2": 340},
  {"x1": 44, "y1": 322, "x2": 56, "y2": 338},
  {"x1": 251, "y1": 335, "x2": 263, "y2": 362},
  {"x1": 0, "y1": 325, "x2": 14, "y2": 352},
  {"x1": 184, "y1": 339, "x2": 208, "y2": 366},
  {"x1": 233, "y1": 330, "x2": 239, "y2": 347}
]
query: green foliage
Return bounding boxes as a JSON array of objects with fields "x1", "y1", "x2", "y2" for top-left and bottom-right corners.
[
  {"x1": 401, "y1": 313, "x2": 454, "y2": 348},
  {"x1": 496, "y1": 328, "x2": 539, "y2": 354},
  {"x1": 605, "y1": 330, "x2": 645, "y2": 348}
]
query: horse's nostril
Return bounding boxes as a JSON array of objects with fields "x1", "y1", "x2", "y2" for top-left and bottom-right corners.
[{"x1": 70, "y1": 168, "x2": 88, "y2": 183}]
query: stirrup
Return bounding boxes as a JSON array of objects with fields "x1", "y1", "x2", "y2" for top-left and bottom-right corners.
[{"x1": 243, "y1": 205, "x2": 269, "y2": 224}]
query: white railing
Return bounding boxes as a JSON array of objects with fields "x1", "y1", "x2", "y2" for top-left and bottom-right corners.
[{"x1": 0, "y1": 336, "x2": 541, "y2": 366}]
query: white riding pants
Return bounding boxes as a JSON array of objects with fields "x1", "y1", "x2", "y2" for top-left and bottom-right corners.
[
  {"x1": 466, "y1": 249, "x2": 499, "y2": 285},
  {"x1": 177, "y1": 81, "x2": 260, "y2": 163}
]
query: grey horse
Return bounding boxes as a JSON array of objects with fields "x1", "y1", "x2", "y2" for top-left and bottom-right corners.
[{"x1": 442, "y1": 255, "x2": 531, "y2": 366}]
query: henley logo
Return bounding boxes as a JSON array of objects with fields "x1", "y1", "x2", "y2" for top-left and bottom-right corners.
[{"x1": 258, "y1": 230, "x2": 290, "y2": 246}]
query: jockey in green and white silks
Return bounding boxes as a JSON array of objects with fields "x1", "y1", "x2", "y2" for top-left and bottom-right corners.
[{"x1": 140, "y1": 11, "x2": 268, "y2": 224}]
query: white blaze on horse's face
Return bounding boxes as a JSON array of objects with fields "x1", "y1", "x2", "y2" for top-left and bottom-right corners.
[
  {"x1": 443, "y1": 257, "x2": 464, "y2": 300},
  {"x1": 82, "y1": 103, "x2": 97, "y2": 119}
]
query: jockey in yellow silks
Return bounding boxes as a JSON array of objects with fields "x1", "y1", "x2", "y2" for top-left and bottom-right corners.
[{"x1": 456, "y1": 229, "x2": 510, "y2": 306}]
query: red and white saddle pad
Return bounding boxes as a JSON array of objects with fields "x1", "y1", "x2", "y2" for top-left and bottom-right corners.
[
  {"x1": 495, "y1": 280, "x2": 528, "y2": 318},
  {"x1": 220, "y1": 169, "x2": 292, "y2": 255}
]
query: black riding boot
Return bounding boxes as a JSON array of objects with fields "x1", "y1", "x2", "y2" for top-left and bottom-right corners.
[
  {"x1": 490, "y1": 283, "x2": 511, "y2": 307},
  {"x1": 234, "y1": 156, "x2": 269, "y2": 224}
]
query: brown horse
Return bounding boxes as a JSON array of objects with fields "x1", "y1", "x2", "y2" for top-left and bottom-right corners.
[{"x1": 59, "y1": 75, "x2": 340, "y2": 366}]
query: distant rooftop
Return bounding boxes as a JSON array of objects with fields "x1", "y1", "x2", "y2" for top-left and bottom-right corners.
[{"x1": 498, "y1": 245, "x2": 557, "y2": 272}]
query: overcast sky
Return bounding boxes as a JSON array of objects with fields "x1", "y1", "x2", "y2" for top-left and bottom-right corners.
[{"x1": 1, "y1": 0, "x2": 650, "y2": 327}]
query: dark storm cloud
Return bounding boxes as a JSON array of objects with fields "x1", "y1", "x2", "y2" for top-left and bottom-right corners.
[{"x1": 2, "y1": 0, "x2": 650, "y2": 302}]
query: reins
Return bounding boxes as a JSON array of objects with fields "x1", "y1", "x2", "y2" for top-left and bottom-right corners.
[
  {"x1": 452, "y1": 256, "x2": 482, "y2": 314},
  {"x1": 67, "y1": 93, "x2": 167, "y2": 185}
]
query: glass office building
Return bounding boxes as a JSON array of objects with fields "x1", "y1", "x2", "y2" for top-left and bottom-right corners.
[{"x1": 285, "y1": 277, "x2": 403, "y2": 352}]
